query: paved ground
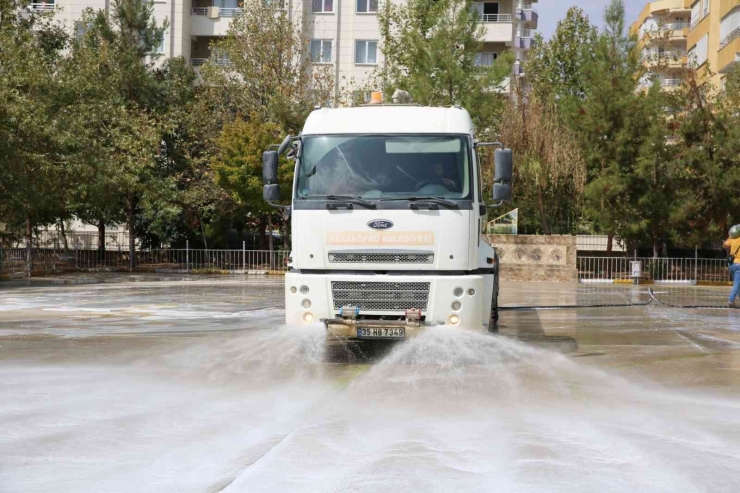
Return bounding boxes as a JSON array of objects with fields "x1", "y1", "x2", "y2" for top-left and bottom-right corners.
[{"x1": 1, "y1": 274, "x2": 740, "y2": 492}]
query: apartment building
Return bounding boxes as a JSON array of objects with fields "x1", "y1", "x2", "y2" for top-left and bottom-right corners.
[
  {"x1": 631, "y1": 0, "x2": 691, "y2": 90},
  {"x1": 30, "y1": 0, "x2": 539, "y2": 99},
  {"x1": 686, "y1": 0, "x2": 740, "y2": 88}
]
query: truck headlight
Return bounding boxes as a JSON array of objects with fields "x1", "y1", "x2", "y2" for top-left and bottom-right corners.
[
  {"x1": 303, "y1": 313, "x2": 314, "y2": 322},
  {"x1": 451, "y1": 301, "x2": 461, "y2": 311},
  {"x1": 302, "y1": 299, "x2": 312, "y2": 309},
  {"x1": 468, "y1": 288, "x2": 475, "y2": 296},
  {"x1": 290, "y1": 286, "x2": 297, "y2": 293},
  {"x1": 300, "y1": 285, "x2": 310, "y2": 295},
  {"x1": 449, "y1": 315, "x2": 460, "y2": 325},
  {"x1": 453, "y1": 287, "x2": 464, "y2": 297}
]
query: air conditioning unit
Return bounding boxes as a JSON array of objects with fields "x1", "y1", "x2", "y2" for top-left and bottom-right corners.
[{"x1": 207, "y1": 6, "x2": 219, "y2": 18}]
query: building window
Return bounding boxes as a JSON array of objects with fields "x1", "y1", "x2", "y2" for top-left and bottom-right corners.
[
  {"x1": 472, "y1": 2, "x2": 500, "y2": 21},
  {"x1": 312, "y1": 0, "x2": 333, "y2": 13},
  {"x1": 702, "y1": 0, "x2": 710, "y2": 18},
  {"x1": 310, "y1": 39, "x2": 333, "y2": 63},
  {"x1": 475, "y1": 52, "x2": 498, "y2": 67},
  {"x1": 355, "y1": 40, "x2": 378, "y2": 64},
  {"x1": 688, "y1": 34, "x2": 708, "y2": 67},
  {"x1": 74, "y1": 20, "x2": 93, "y2": 39},
  {"x1": 690, "y1": 0, "x2": 700, "y2": 27},
  {"x1": 356, "y1": 0, "x2": 378, "y2": 13},
  {"x1": 153, "y1": 32, "x2": 166, "y2": 54}
]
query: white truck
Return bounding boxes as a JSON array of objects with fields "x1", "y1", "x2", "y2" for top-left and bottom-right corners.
[{"x1": 262, "y1": 97, "x2": 513, "y2": 342}]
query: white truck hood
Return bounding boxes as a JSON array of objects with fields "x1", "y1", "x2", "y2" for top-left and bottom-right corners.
[{"x1": 290, "y1": 209, "x2": 474, "y2": 271}]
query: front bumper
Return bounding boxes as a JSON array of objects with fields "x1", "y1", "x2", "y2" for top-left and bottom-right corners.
[{"x1": 285, "y1": 272, "x2": 492, "y2": 337}]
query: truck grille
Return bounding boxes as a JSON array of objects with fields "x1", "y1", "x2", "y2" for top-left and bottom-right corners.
[
  {"x1": 328, "y1": 251, "x2": 434, "y2": 264},
  {"x1": 331, "y1": 281, "x2": 430, "y2": 311}
]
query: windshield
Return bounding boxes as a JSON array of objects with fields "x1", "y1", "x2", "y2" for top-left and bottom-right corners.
[{"x1": 296, "y1": 135, "x2": 471, "y2": 200}]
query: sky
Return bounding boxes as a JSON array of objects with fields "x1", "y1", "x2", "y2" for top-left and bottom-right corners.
[{"x1": 537, "y1": 0, "x2": 646, "y2": 40}]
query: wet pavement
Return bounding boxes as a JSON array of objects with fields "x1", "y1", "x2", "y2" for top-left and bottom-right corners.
[{"x1": 2, "y1": 274, "x2": 740, "y2": 492}]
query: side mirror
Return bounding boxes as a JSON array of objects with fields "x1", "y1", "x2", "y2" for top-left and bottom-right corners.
[
  {"x1": 263, "y1": 184, "x2": 280, "y2": 202},
  {"x1": 493, "y1": 148, "x2": 513, "y2": 203},
  {"x1": 262, "y1": 151, "x2": 278, "y2": 184},
  {"x1": 492, "y1": 183, "x2": 512, "y2": 202},
  {"x1": 494, "y1": 149, "x2": 513, "y2": 182}
]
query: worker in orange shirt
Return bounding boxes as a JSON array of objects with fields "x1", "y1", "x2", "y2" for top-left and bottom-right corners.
[{"x1": 723, "y1": 224, "x2": 740, "y2": 308}]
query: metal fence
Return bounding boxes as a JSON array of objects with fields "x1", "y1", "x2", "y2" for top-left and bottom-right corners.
[
  {"x1": 578, "y1": 257, "x2": 729, "y2": 284},
  {"x1": 0, "y1": 248, "x2": 290, "y2": 278}
]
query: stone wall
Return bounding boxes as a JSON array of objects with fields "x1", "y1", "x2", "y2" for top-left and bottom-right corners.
[{"x1": 486, "y1": 235, "x2": 578, "y2": 282}]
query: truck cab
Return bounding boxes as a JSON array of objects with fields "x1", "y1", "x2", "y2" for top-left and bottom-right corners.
[{"x1": 262, "y1": 101, "x2": 512, "y2": 342}]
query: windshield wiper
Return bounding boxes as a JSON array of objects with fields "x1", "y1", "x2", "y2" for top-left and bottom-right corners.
[
  {"x1": 303, "y1": 195, "x2": 376, "y2": 210},
  {"x1": 381, "y1": 197, "x2": 459, "y2": 209}
]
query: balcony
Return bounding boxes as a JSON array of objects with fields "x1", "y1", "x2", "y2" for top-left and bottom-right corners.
[
  {"x1": 661, "y1": 78, "x2": 682, "y2": 89},
  {"x1": 718, "y1": 31, "x2": 740, "y2": 74},
  {"x1": 473, "y1": 5, "x2": 513, "y2": 44},
  {"x1": 514, "y1": 29, "x2": 533, "y2": 49},
  {"x1": 29, "y1": 1, "x2": 54, "y2": 11},
  {"x1": 190, "y1": 6, "x2": 241, "y2": 36},
  {"x1": 644, "y1": 50, "x2": 687, "y2": 68},
  {"x1": 519, "y1": 3, "x2": 538, "y2": 28}
]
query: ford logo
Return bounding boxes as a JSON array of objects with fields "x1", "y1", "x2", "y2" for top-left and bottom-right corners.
[{"x1": 367, "y1": 220, "x2": 394, "y2": 230}]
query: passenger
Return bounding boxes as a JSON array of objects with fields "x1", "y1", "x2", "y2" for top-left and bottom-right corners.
[{"x1": 724, "y1": 224, "x2": 740, "y2": 308}]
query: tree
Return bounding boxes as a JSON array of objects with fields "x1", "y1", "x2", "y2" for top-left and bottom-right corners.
[
  {"x1": 376, "y1": 0, "x2": 511, "y2": 132},
  {"x1": 527, "y1": 7, "x2": 597, "y2": 102},
  {"x1": 630, "y1": 84, "x2": 680, "y2": 256},
  {"x1": 61, "y1": 1, "x2": 167, "y2": 267},
  {"x1": 667, "y1": 67, "x2": 740, "y2": 246},
  {"x1": 0, "y1": 1, "x2": 69, "y2": 271},
  {"x1": 211, "y1": 116, "x2": 293, "y2": 250},
  {"x1": 203, "y1": 0, "x2": 333, "y2": 134},
  {"x1": 499, "y1": 82, "x2": 586, "y2": 234},
  {"x1": 559, "y1": 0, "x2": 650, "y2": 252}
]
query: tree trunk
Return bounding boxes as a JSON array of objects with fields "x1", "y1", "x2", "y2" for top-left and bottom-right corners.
[
  {"x1": 128, "y1": 195, "x2": 136, "y2": 271},
  {"x1": 26, "y1": 215, "x2": 33, "y2": 276},
  {"x1": 258, "y1": 216, "x2": 267, "y2": 250},
  {"x1": 268, "y1": 214, "x2": 274, "y2": 252},
  {"x1": 653, "y1": 240, "x2": 659, "y2": 259},
  {"x1": 535, "y1": 182, "x2": 550, "y2": 234},
  {"x1": 98, "y1": 220, "x2": 106, "y2": 262},
  {"x1": 606, "y1": 231, "x2": 615, "y2": 278},
  {"x1": 60, "y1": 220, "x2": 69, "y2": 255}
]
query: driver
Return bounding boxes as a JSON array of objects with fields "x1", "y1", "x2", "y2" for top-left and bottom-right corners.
[{"x1": 430, "y1": 162, "x2": 458, "y2": 191}]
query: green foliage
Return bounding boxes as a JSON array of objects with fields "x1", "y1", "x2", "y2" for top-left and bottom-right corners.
[
  {"x1": 527, "y1": 7, "x2": 597, "y2": 101},
  {"x1": 376, "y1": 0, "x2": 511, "y2": 131},
  {"x1": 0, "y1": 1, "x2": 70, "y2": 236},
  {"x1": 203, "y1": 0, "x2": 332, "y2": 134},
  {"x1": 499, "y1": 83, "x2": 586, "y2": 234},
  {"x1": 211, "y1": 116, "x2": 292, "y2": 214}
]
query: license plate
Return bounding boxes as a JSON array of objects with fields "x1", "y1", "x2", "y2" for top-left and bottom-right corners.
[{"x1": 356, "y1": 327, "x2": 405, "y2": 339}]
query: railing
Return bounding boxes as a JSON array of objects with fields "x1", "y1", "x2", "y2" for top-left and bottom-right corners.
[
  {"x1": 665, "y1": 22, "x2": 689, "y2": 30},
  {"x1": 661, "y1": 78, "x2": 682, "y2": 87},
  {"x1": 480, "y1": 13, "x2": 512, "y2": 22},
  {"x1": 690, "y1": 16, "x2": 700, "y2": 29},
  {"x1": 517, "y1": 29, "x2": 533, "y2": 38},
  {"x1": 1, "y1": 248, "x2": 290, "y2": 278},
  {"x1": 578, "y1": 257, "x2": 728, "y2": 284},
  {"x1": 29, "y1": 2, "x2": 55, "y2": 11},
  {"x1": 644, "y1": 51, "x2": 687, "y2": 64},
  {"x1": 191, "y1": 7, "x2": 207, "y2": 15},
  {"x1": 721, "y1": 28, "x2": 740, "y2": 49},
  {"x1": 220, "y1": 8, "x2": 243, "y2": 16},
  {"x1": 191, "y1": 57, "x2": 231, "y2": 67}
]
